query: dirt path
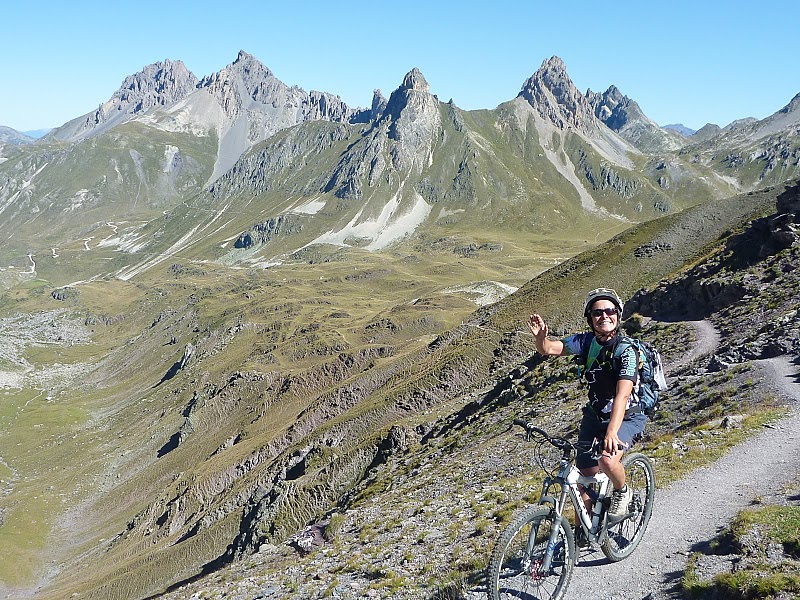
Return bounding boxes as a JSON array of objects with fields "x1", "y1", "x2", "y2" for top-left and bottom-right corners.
[{"x1": 563, "y1": 350, "x2": 800, "y2": 599}]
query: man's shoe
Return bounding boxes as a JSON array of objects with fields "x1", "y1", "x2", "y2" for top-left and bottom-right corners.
[{"x1": 607, "y1": 485, "x2": 633, "y2": 524}]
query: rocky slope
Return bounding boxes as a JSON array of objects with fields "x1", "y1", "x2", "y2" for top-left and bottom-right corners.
[{"x1": 147, "y1": 180, "x2": 800, "y2": 600}]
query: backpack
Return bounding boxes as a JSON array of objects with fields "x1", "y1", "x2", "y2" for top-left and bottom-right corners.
[
  {"x1": 579, "y1": 334, "x2": 668, "y2": 417},
  {"x1": 615, "y1": 336, "x2": 668, "y2": 416}
]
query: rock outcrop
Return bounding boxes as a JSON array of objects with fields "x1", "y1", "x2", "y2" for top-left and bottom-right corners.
[{"x1": 324, "y1": 67, "x2": 442, "y2": 200}]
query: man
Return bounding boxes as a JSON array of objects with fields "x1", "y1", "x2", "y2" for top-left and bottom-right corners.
[{"x1": 527, "y1": 288, "x2": 644, "y2": 523}]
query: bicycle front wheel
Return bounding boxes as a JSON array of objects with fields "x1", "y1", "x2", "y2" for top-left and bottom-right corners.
[
  {"x1": 601, "y1": 451, "x2": 655, "y2": 561},
  {"x1": 487, "y1": 505, "x2": 575, "y2": 600}
]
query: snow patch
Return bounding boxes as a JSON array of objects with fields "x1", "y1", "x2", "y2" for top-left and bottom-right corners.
[
  {"x1": 288, "y1": 195, "x2": 327, "y2": 215},
  {"x1": 441, "y1": 281, "x2": 519, "y2": 306},
  {"x1": 308, "y1": 189, "x2": 432, "y2": 251}
]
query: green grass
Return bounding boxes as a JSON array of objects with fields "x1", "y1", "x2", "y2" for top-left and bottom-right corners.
[
  {"x1": 731, "y1": 506, "x2": 800, "y2": 556},
  {"x1": 683, "y1": 504, "x2": 800, "y2": 599}
]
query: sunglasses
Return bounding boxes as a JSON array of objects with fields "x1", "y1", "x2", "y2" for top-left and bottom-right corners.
[{"x1": 591, "y1": 307, "x2": 618, "y2": 318}]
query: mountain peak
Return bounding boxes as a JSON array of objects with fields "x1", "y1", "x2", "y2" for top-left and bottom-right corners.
[
  {"x1": 113, "y1": 59, "x2": 198, "y2": 108},
  {"x1": 230, "y1": 49, "x2": 275, "y2": 79},
  {"x1": 401, "y1": 68, "x2": 430, "y2": 93},
  {"x1": 540, "y1": 55, "x2": 567, "y2": 72},
  {"x1": 518, "y1": 55, "x2": 597, "y2": 133},
  {"x1": 235, "y1": 49, "x2": 257, "y2": 62},
  {"x1": 782, "y1": 91, "x2": 800, "y2": 114},
  {"x1": 48, "y1": 59, "x2": 198, "y2": 141},
  {"x1": 200, "y1": 50, "x2": 277, "y2": 98}
]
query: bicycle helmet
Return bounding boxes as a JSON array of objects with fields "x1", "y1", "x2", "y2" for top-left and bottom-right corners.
[{"x1": 583, "y1": 287, "x2": 624, "y2": 318}]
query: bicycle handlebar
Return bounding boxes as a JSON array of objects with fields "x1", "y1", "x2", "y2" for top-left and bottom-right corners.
[
  {"x1": 513, "y1": 419, "x2": 571, "y2": 450},
  {"x1": 512, "y1": 418, "x2": 624, "y2": 454}
]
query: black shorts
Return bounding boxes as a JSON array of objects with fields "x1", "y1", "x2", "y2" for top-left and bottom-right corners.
[{"x1": 576, "y1": 404, "x2": 647, "y2": 470}]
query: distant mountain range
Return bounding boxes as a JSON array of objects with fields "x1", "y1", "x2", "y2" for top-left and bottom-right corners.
[
  {"x1": 663, "y1": 123, "x2": 697, "y2": 136},
  {"x1": 1, "y1": 51, "x2": 797, "y2": 288}
]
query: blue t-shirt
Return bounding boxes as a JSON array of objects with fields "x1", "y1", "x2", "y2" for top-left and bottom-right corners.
[{"x1": 562, "y1": 332, "x2": 639, "y2": 416}]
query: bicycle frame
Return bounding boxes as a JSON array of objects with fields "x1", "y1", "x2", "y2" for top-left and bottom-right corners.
[{"x1": 534, "y1": 451, "x2": 610, "y2": 572}]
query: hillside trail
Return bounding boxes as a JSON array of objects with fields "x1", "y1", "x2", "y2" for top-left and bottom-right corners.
[{"x1": 554, "y1": 322, "x2": 800, "y2": 600}]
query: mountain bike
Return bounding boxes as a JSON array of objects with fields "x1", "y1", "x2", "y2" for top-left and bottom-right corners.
[{"x1": 486, "y1": 419, "x2": 655, "y2": 600}]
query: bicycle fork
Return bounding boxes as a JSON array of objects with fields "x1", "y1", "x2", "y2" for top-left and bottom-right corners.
[{"x1": 528, "y1": 484, "x2": 570, "y2": 575}]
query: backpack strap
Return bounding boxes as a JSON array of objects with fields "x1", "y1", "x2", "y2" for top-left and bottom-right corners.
[
  {"x1": 611, "y1": 334, "x2": 632, "y2": 358},
  {"x1": 576, "y1": 334, "x2": 596, "y2": 380}
]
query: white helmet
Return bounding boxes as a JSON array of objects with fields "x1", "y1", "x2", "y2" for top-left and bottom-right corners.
[{"x1": 583, "y1": 287, "x2": 624, "y2": 318}]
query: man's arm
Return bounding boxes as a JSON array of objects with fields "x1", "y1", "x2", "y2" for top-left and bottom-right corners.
[
  {"x1": 528, "y1": 313, "x2": 566, "y2": 356},
  {"x1": 604, "y1": 378, "x2": 634, "y2": 455}
]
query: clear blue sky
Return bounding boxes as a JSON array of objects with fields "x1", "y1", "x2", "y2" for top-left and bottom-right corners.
[{"x1": 2, "y1": 0, "x2": 798, "y2": 133}]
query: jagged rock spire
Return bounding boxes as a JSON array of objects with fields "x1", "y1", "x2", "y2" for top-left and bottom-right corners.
[
  {"x1": 518, "y1": 56, "x2": 598, "y2": 134},
  {"x1": 383, "y1": 67, "x2": 435, "y2": 123},
  {"x1": 587, "y1": 85, "x2": 643, "y2": 130},
  {"x1": 401, "y1": 68, "x2": 430, "y2": 93},
  {"x1": 371, "y1": 89, "x2": 388, "y2": 120}
]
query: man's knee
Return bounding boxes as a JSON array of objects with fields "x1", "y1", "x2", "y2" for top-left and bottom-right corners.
[{"x1": 597, "y1": 453, "x2": 622, "y2": 471}]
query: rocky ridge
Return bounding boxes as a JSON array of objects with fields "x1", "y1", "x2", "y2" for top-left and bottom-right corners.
[
  {"x1": 49, "y1": 59, "x2": 199, "y2": 142},
  {"x1": 4, "y1": 52, "x2": 799, "y2": 288},
  {"x1": 588, "y1": 84, "x2": 684, "y2": 153}
]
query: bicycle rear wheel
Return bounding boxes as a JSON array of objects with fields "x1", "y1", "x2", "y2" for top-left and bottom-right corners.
[
  {"x1": 601, "y1": 451, "x2": 655, "y2": 561},
  {"x1": 487, "y1": 505, "x2": 575, "y2": 600}
]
